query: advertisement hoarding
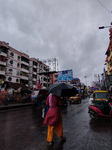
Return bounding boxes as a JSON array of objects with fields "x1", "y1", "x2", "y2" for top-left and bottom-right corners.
[{"x1": 58, "y1": 69, "x2": 73, "y2": 82}]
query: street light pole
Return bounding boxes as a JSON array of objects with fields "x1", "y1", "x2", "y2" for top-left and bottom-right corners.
[
  {"x1": 99, "y1": 22, "x2": 112, "y2": 30},
  {"x1": 84, "y1": 76, "x2": 87, "y2": 86},
  {"x1": 99, "y1": 26, "x2": 112, "y2": 29},
  {"x1": 99, "y1": 22, "x2": 112, "y2": 91}
]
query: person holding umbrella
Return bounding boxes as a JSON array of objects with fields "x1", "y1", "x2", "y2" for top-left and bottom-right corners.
[{"x1": 43, "y1": 93, "x2": 66, "y2": 146}]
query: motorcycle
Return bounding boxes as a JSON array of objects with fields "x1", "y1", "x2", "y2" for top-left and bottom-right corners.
[{"x1": 88, "y1": 100, "x2": 112, "y2": 120}]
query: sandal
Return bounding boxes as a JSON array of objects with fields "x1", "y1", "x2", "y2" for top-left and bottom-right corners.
[{"x1": 49, "y1": 141, "x2": 54, "y2": 146}]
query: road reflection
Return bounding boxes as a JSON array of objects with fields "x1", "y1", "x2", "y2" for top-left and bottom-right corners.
[
  {"x1": 45, "y1": 142, "x2": 65, "y2": 150},
  {"x1": 89, "y1": 118, "x2": 112, "y2": 133}
]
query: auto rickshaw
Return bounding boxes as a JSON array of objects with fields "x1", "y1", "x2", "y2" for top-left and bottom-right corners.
[
  {"x1": 88, "y1": 90, "x2": 112, "y2": 119},
  {"x1": 93, "y1": 90, "x2": 109, "y2": 102},
  {"x1": 69, "y1": 94, "x2": 81, "y2": 104}
]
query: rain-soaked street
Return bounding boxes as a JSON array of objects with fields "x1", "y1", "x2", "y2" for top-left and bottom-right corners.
[{"x1": 1, "y1": 98, "x2": 112, "y2": 150}]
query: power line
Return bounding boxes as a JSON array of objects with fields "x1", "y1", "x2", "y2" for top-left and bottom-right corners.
[{"x1": 97, "y1": 0, "x2": 111, "y2": 14}]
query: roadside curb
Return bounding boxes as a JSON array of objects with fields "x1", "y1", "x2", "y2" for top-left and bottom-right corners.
[{"x1": 0, "y1": 103, "x2": 33, "y2": 111}]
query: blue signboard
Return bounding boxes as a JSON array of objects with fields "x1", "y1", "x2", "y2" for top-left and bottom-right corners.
[{"x1": 58, "y1": 69, "x2": 73, "y2": 81}]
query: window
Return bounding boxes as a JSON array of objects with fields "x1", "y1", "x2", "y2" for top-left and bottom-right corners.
[
  {"x1": 95, "y1": 92, "x2": 108, "y2": 99},
  {"x1": 8, "y1": 77, "x2": 12, "y2": 81},
  {"x1": 16, "y1": 71, "x2": 19, "y2": 76},
  {"x1": 16, "y1": 79, "x2": 19, "y2": 82},
  {"x1": 109, "y1": 61, "x2": 112, "y2": 67},
  {"x1": 18, "y1": 56, "x2": 20, "y2": 60},
  {"x1": 10, "y1": 52, "x2": 14, "y2": 57},
  {"x1": 10, "y1": 60, "x2": 13, "y2": 65},
  {"x1": 9, "y1": 69, "x2": 13, "y2": 73},
  {"x1": 17, "y1": 63, "x2": 20, "y2": 67}
]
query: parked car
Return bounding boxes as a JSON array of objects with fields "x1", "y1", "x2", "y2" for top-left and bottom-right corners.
[{"x1": 69, "y1": 94, "x2": 81, "y2": 104}]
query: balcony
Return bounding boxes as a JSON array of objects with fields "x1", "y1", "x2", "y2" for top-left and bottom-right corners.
[
  {"x1": 20, "y1": 76, "x2": 28, "y2": 80},
  {"x1": 21, "y1": 61, "x2": 29, "y2": 66},
  {"x1": 33, "y1": 65, "x2": 37, "y2": 69},
  {"x1": 33, "y1": 78, "x2": 37, "y2": 81},
  {"x1": 0, "y1": 61, "x2": 6, "y2": 66},
  {"x1": 6, "y1": 72, "x2": 12, "y2": 75},
  {"x1": 0, "y1": 52, "x2": 7, "y2": 57},
  {"x1": 21, "y1": 68, "x2": 29, "y2": 73},
  {"x1": 33, "y1": 72, "x2": 37, "y2": 75},
  {"x1": 0, "y1": 70, "x2": 5, "y2": 75}
]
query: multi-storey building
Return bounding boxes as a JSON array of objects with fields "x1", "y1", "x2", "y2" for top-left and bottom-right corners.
[
  {"x1": 49, "y1": 72, "x2": 58, "y2": 85},
  {"x1": 29, "y1": 58, "x2": 49, "y2": 89},
  {"x1": 70, "y1": 78, "x2": 80, "y2": 86},
  {"x1": 29, "y1": 58, "x2": 38, "y2": 89},
  {"x1": 0, "y1": 41, "x2": 49, "y2": 91},
  {"x1": 105, "y1": 23, "x2": 112, "y2": 88},
  {"x1": 105, "y1": 26, "x2": 112, "y2": 75},
  {"x1": 0, "y1": 41, "x2": 9, "y2": 87},
  {"x1": 0, "y1": 42, "x2": 30, "y2": 90}
]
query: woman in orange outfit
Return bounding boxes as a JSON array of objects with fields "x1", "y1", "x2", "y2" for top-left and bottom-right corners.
[{"x1": 43, "y1": 94, "x2": 66, "y2": 145}]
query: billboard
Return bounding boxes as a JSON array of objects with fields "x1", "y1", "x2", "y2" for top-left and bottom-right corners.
[
  {"x1": 58, "y1": 69, "x2": 73, "y2": 82},
  {"x1": 31, "y1": 90, "x2": 39, "y2": 99}
]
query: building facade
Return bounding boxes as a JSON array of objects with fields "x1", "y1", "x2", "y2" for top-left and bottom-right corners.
[
  {"x1": 0, "y1": 41, "x2": 49, "y2": 91},
  {"x1": 105, "y1": 27, "x2": 112, "y2": 75},
  {"x1": 105, "y1": 23, "x2": 112, "y2": 88}
]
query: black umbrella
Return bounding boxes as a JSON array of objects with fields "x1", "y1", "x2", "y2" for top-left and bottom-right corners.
[{"x1": 48, "y1": 82, "x2": 78, "y2": 97}]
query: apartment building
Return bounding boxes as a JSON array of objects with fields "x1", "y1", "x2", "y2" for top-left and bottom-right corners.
[
  {"x1": 0, "y1": 41, "x2": 50, "y2": 91},
  {"x1": 49, "y1": 72, "x2": 58, "y2": 85},
  {"x1": 29, "y1": 58, "x2": 49, "y2": 89},
  {"x1": 38, "y1": 61, "x2": 49, "y2": 88},
  {"x1": 0, "y1": 41, "x2": 9, "y2": 87}
]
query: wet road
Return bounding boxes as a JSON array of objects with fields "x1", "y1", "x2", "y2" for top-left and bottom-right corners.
[{"x1": 0, "y1": 98, "x2": 112, "y2": 150}]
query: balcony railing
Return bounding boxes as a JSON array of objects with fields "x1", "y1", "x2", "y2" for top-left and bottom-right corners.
[
  {"x1": 21, "y1": 61, "x2": 29, "y2": 66},
  {"x1": 33, "y1": 78, "x2": 37, "y2": 81},
  {"x1": 0, "y1": 70, "x2": 5, "y2": 75},
  {"x1": 33, "y1": 72, "x2": 37, "y2": 75},
  {"x1": 0, "y1": 52, "x2": 7, "y2": 57},
  {"x1": 20, "y1": 76, "x2": 28, "y2": 80},
  {"x1": 0, "y1": 61, "x2": 6, "y2": 66},
  {"x1": 21, "y1": 68, "x2": 29, "y2": 73}
]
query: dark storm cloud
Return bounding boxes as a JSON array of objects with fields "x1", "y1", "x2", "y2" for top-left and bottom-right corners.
[{"x1": 0, "y1": 0, "x2": 112, "y2": 85}]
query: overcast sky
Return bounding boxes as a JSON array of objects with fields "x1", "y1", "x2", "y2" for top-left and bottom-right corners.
[{"x1": 0, "y1": 0, "x2": 112, "y2": 86}]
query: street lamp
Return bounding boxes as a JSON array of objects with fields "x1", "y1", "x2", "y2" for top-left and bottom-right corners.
[
  {"x1": 99, "y1": 22, "x2": 112, "y2": 29},
  {"x1": 99, "y1": 26, "x2": 112, "y2": 29}
]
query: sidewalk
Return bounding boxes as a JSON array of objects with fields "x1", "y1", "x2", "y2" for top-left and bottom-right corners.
[{"x1": 0, "y1": 102, "x2": 33, "y2": 111}]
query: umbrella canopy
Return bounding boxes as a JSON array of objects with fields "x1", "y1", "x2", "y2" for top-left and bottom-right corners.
[{"x1": 48, "y1": 82, "x2": 78, "y2": 97}]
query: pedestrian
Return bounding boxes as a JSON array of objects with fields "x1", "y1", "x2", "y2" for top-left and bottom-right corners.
[{"x1": 43, "y1": 93, "x2": 66, "y2": 146}]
